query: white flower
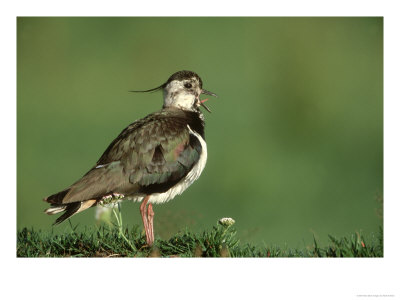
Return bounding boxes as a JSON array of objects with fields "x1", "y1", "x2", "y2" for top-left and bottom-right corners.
[{"x1": 218, "y1": 217, "x2": 235, "y2": 227}]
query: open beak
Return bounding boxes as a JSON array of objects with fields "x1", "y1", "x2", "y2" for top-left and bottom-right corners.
[{"x1": 200, "y1": 89, "x2": 218, "y2": 113}]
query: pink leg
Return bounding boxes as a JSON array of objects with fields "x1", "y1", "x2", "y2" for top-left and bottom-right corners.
[
  {"x1": 147, "y1": 203, "x2": 155, "y2": 246},
  {"x1": 140, "y1": 196, "x2": 151, "y2": 245}
]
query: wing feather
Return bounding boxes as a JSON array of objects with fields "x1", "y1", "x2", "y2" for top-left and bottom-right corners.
[{"x1": 44, "y1": 109, "x2": 204, "y2": 206}]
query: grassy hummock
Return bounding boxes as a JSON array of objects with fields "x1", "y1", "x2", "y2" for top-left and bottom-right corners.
[{"x1": 17, "y1": 222, "x2": 383, "y2": 257}]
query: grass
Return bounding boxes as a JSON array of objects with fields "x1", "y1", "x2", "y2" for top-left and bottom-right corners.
[{"x1": 17, "y1": 221, "x2": 383, "y2": 257}]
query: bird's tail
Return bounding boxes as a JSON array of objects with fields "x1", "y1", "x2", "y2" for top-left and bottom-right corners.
[
  {"x1": 44, "y1": 199, "x2": 97, "y2": 225},
  {"x1": 44, "y1": 189, "x2": 70, "y2": 205}
]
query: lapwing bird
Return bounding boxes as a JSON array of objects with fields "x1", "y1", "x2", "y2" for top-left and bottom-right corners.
[{"x1": 44, "y1": 70, "x2": 217, "y2": 246}]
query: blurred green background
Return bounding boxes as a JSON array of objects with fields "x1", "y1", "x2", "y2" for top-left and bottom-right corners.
[{"x1": 17, "y1": 17, "x2": 383, "y2": 247}]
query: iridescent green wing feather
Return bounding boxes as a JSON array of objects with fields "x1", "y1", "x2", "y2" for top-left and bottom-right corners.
[
  {"x1": 97, "y1": 110, "x2": 202, "y2": 192},
  {"x1": 47, "y1": 110, "x2": 203, "y2": 205}
]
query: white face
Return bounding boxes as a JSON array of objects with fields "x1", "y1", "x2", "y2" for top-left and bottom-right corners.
[{"x1": 163, "y1": 77, "x2": 202, "y2": 111}]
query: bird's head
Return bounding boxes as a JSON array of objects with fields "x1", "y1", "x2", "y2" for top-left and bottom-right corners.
[{"x1": 131, "y1": 70, "x2": 217, "y2": 113}]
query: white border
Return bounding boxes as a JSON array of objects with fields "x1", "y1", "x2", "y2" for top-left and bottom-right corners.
[{"x1": 3, "y1": 1, "x2": 400, "y2": 299}]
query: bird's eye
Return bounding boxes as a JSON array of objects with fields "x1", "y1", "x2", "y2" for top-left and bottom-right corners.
[{"x1": 184, "y1": 82, "x2": 192, "y2": 89}]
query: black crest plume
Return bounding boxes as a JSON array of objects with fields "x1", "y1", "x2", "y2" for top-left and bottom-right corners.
[{"x1": 130, "y1": 70, "x2": 203, "y2": 93}]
